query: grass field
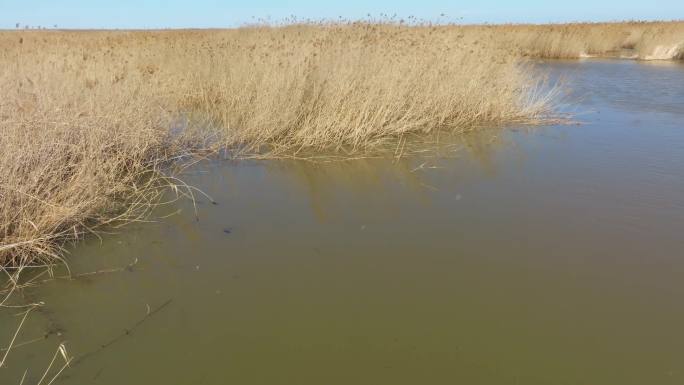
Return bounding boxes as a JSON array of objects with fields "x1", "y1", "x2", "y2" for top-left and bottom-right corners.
[{"x1": 0, "y1": 21, "x2": 682, "y2": 268}]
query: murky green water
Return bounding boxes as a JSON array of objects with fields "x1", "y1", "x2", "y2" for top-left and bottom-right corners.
[{"x1": 2, "y1": 60, "x2": 684, "y2": 384}]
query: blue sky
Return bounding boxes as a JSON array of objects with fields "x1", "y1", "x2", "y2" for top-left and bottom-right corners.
[{"x1": 1, "y1": 0, "x2": 682, "y2": 29}]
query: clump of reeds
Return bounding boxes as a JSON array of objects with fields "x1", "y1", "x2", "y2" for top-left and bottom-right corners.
[
  {"x1": 0, "y1": 21, "x2": 570, "y2": 268},
  {"x1": 475, "y1": 21, "x2": 684, "y2": 60},
  {"x1": 180, "y1": 24, "x2": 553, "y2": 155},
  {"x1": 0, "y1": 35, "x2": 193, "y2": 267},
  {"x1": 2, "y1": 20, "x2": 683, "y2": 267},
  {"x1": 0, "y1": 24, "x2": 557, "y2": 267}
]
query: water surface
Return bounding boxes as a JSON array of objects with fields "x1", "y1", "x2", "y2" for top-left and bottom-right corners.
[{"x1": 2, "y1": 60, "x2": 684, "y2": 385}]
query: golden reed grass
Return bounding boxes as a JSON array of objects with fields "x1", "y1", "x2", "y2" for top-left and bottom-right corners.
[
  {"x1": 0, "y1": 21, "x2": 681, "y2": 268},
  {"x1": 482, "y1": 20, "x2": 684, "y2": 59},
  {"x1": 181, "y1": 24, "x2": 553, "y2": 154}
]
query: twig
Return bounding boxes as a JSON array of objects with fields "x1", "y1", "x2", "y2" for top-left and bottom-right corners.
[
  {"x1": 71, "y1": 299, "x2": 173, "y2": 367},
  {"x1": 0, "y1": 306, "x2": 36, "y2": 368}
]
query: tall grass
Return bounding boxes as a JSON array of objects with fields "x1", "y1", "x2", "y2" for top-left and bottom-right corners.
[
  {"x1": 0, "y1": 62, "x2": 179, "y2": 267},
  {"x1": 181, "y1": 24, "x2": 553, "y2": 154},
  {"x1": 5, "y1": 19, "x2": 684, "y2": 268},
  {"x1": 0, "y1": 32, "x2": 192, "y2": 267},
  {"x1": 0, "y1": 23, "x2": 558, "y2": 268},
  {"x1": 5, "y1": 19, "x2": 682, "y2": 268},
  {"x1": 480, "y1": 21, "x2": 684, "y2": 59}
]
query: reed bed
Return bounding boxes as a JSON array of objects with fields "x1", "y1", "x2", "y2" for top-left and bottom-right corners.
[
  {"x1": 0, "y1": 23, "x2": 560, "y2": 268},
  {"x1": 0, "y1": 31, "x2": 194, "y2": 268},
  {"x1": 181, "y1": 24, "x2": 553, "y2": 154},
  {"x1": 8, "y1": 19, "x2": 684, "y2": 269},
  {"x1": 0, "y1": 61, "x2": 181, "y2": 268},
  {"x1": 4, "y1": 19, "x2": 682, "y2": 268},
  {"x1": 480, "y1": 21, "x2": 684, "y2": 59},
  {"x1": 4, "y1": 19, "x2": 684, "y2": 268},
  {"x1": 0, "y1": 19, "x2": 681, "y2": 384}
]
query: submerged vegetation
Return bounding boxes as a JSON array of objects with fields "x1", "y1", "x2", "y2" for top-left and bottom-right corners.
[{"x1": 0, "y1": 20, "x2": 682, "y2": 268}]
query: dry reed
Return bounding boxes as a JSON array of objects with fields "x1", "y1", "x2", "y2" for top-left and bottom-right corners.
[
  {"x1": 180, "y1": 24, "x2": 553, "y2": 154},
  {"x1": 3, "y1": 20, "x2": 682, "y2": 268},
  {"x1": 478, "y1": 20, "x2": 684, "y2": 59},
  {"x1": 0, "y1": 20, "x2": 680, "y2": 383},
  {"x1": 0, "y1": 23, "x2": 559, "y2": 268}
]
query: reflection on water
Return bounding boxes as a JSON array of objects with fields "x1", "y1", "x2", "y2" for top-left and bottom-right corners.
[
  {"x1": 551, "y1": 58, "x2": 684, "y2": 115},
  {"x1": 2, "y1": 60, "x2": 684, "y2": 385},
  {"x1": 260, "y1": 131, "x2": 511, "y2": 222}
]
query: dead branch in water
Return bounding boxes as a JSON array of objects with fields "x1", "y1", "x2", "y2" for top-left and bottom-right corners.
[{"x1": 70, "y1": 298, "x2": 173, "y2": 368}]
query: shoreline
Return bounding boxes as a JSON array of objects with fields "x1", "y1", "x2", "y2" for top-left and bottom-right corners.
[{"x1": 1, "y1": 20, "x2": 683, "y2": 268}]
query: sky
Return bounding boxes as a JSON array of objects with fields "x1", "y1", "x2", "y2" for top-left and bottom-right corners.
[{"x1": 0, "y1": 0, "x2": 682, "y2": 29}]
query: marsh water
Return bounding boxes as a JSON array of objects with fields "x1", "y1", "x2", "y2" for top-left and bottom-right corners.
[{"x1": 2, "y1": 59, "x2": 684, "y2": 384}]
